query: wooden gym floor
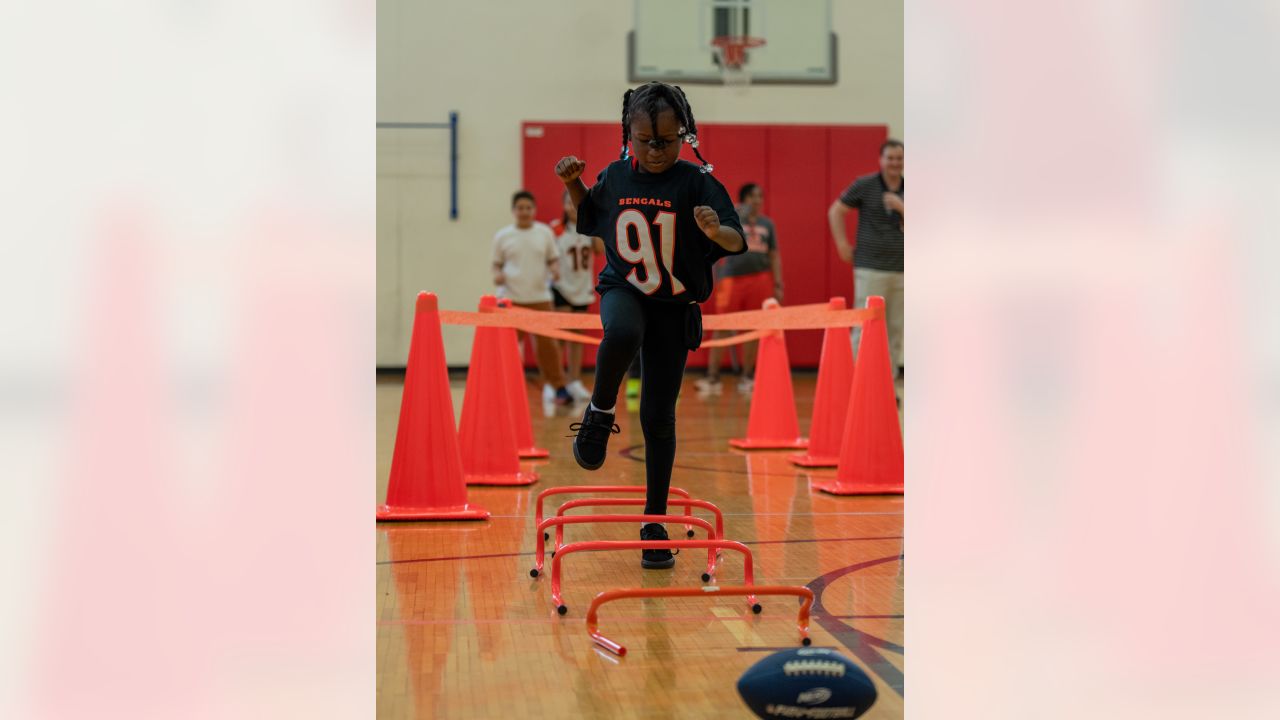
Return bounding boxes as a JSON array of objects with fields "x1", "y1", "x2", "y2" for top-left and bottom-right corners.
[{"x1": 376, "y1": 371, "x2": 905, "y2": 719}]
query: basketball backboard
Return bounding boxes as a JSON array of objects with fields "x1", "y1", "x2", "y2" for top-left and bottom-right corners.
[{"x1": 629, "y1": 0, "x2": 835, "y2": 85}]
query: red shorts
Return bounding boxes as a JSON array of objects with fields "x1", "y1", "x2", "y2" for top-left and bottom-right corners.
[{"x1": 713, "y1": 270, "x2": 774, "y2": 315}]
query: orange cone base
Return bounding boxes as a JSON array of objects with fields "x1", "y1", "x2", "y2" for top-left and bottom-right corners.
[
  {"x1": 788, "y1": 452, "x2": 840, "y2": 468},
  {"x1": 465, "y1": 471, "x2": 538, "y2": 487},
  {"x1": 376, "y1": 504, "x2": 491, "y2": 521},
  {"x1": 729, "y1": 436, "x2": 808, "y2": 450},
  {"x1": 518, "y1": 446, "x2": 549, "y2": 459},
  {"x1": 810, "y1": 479, "x2": 904, "y2": 496}
]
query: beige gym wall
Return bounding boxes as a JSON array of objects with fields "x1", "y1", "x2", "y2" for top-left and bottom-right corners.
[{"x1": 377, "y1": 0, "x2": 903, "y2": 365}]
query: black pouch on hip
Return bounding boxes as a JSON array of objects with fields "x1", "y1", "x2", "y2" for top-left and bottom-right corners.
[{"x1": 684, "y1": 303, "x2": 704, "y2": 351}]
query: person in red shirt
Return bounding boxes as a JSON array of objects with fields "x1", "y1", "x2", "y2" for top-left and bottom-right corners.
[{"x1": 696, "y1": 182, "x2": 783, "y2": 395}]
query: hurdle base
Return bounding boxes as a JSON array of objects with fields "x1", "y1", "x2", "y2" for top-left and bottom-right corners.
[
  {"x1": 788, "y1": 452, "x2": 840, "y2": 467},
  {"x1": 376, "y1": 504, "x2": 491, "y2": 521},
  {"x1": 518, "y1": 446, "x2": 550, "y2": 459},
  {"x1": 586, "y1": 584, "x2": 811, "y2": 657},
  {"x1": 811, "y1": 479, "x2": 904, "y2": 496},
  {"x1": 465, "y1": 471, "x2": 538, "y2": 487},
  {"x1": 729, "y1": 437, "x2": 809, "y2": 450}
]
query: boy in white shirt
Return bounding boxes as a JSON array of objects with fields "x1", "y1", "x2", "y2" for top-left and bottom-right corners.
[
  {"x1": 492, "y1": 190, "x2": 571, "y2": 405},
  {"x1": 549, "y1": 190, "x2": 605, "y2": 403}
]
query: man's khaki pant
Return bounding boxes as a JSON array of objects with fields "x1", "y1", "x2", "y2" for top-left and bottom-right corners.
[{"x1": 850, "y1": 267, "x2": 903, "y2": 371}]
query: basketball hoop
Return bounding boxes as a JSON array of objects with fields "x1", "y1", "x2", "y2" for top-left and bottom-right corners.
[{"x1": 710, "y1": 36, "x2": 766, "y2": 88}]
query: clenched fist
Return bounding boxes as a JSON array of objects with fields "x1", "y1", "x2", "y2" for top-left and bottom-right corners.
[
  {"x1": 693, "y1": 205, "x2": 720, "y2": 239},
  {"x1": 555, "y1": 156, "x2": 586, "y2": 184}
]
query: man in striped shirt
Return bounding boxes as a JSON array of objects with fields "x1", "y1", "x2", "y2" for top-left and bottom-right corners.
[{"x1": 828, "y1": 139, "x2": 904, "y2": 377}]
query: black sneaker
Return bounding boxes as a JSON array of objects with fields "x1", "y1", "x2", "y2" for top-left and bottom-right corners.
[
  {"x1": 569, "y1": 406, "x2": 619, "y2": 470},
  {"x1": 640, "y1": 523, "x2": 676, "y2": 569}
]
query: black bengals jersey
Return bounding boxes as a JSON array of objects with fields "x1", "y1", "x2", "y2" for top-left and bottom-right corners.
[{"x1": 576, "y1": 159, "x2": 745, "y2": 304}]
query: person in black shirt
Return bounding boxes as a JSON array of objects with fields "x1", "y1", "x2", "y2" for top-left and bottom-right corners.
[
  {"x1": 829, "y1": 139, "x2": 904, "y2": 378},
  {"x1": 556, "y1": 81, "x2": 745, "y2": 569}
]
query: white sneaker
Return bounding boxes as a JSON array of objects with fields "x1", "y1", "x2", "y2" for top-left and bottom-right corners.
[
  {"x1": 694, "y1": 376, "x2": 723, "y2": 394},
  {"x1": 566, "y1": 380, "x2": 592, "y2": 403},
  {"x1": 542, "y1": 384, "x2": 555, "y2": 404},
  {"x1": 737, "y1": 377, "x2": 754, "y2": 395}
]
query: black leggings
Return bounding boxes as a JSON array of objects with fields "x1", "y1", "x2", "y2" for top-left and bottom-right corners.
[{"x1": 591, "y1": 288, "x2": 689, "y2": 516}]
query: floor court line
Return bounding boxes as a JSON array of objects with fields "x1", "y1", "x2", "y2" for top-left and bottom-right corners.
[
  {"x1": 382, "y1": 614, "x2": 827, "y2": 627},
  {"x1": 736, "y1": 646, "x2": 839, "y2": 652},
  {"x1": 806, "y1": 555, "x2": 906, "y2": 696},
  {"x1": 378, "y1": 614, "x2": 903, "y2": 627}
]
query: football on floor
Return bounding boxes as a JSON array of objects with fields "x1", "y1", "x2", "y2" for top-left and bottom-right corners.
[{"x1": 737, "y1": 648, "x2": 877, "y2": 719}]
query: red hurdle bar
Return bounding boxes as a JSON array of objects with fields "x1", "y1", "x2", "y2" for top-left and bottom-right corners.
[
  {"x1": 552, "y1": 497, "x2": 726, "y2": 552},
  {"x1": 533, "y1": 486, "x2": 697, "y2": 540},
  {"x1": 549, "y1": 539, "x2": 757, "y2": 615},
  {"x1": 530, "y1": 514, "x2": 719, "y2": 578},
  {"x1": 586, "y1": 585, "x2": 815, "y2": 656}
]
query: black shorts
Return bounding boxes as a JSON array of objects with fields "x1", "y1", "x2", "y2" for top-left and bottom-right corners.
[{"x1": 551, "y1": 286, "x2": 591, "y2": 311}]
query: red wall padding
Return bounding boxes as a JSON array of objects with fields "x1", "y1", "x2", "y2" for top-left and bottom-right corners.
[{"x1": 521, "y1": 121, "x2": 887, "y2": 368}]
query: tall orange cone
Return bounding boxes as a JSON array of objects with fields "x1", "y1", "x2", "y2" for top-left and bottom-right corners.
[
  {"x1": 813, "y1": 296, "x2": 903, "y2": 495},
  {"x1": 378, "y1": 292, "x2": 489, "y2": 520},
  {"x1": 790, "y1": 297, "x2": 855, "y2": 467},
  {"x1": 729, "y1": 299, "x2": 808, "y2": 450},
  {"x1": 459, "y1": 296, "x2": 537, "y2": 486},
  {"x1": 496, "y1": 298, "x2": 550, "y2": 458}
]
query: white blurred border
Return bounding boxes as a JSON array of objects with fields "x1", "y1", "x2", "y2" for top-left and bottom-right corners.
[
  {"x1": 1, "y1": 2, "x2": 373, "y2": 718},
  {"x1": 909, "y1": 0, "x2": 1280, "y2": 717},
  {"x1": 4, "y1": 0, "x2": 1279, "y2": 717}
]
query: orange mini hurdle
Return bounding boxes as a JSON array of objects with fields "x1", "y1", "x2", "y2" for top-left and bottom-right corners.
[
  {"x1": 533, "y1": 486, "x2": 698, "y2": 540},
  {"x1": 586, "y1": 585, "x2": 816, "y2": 656},
  {"x1": 549, "y1": 539, "x2": 758, "y2": 615},
  {"x1": 551, "y1": 497, "x2": 725, "y2": 551},
  {"x1": 530, "y1": 514, "x2": 718, "y2": 578}
]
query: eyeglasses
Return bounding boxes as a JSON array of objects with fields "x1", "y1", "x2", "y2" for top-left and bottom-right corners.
[{"x1": 634, "y1": 135, "x2": 682, "y2": 151}]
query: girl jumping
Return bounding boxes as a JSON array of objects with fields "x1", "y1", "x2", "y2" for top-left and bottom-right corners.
[{"x1": 556, "y1": 81, "x2": 745, "y2": 569}]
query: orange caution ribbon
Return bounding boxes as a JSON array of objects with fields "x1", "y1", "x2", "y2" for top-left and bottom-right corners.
[
  {"x1": 699, "y1": 329, "x2": 771, "y2": 348},
  {"x1": 704, "y1": 305, "x2": 879, "y2": 330},
  {"x1": 437, "y1": 301, "x2": 882, "y2": 347}
]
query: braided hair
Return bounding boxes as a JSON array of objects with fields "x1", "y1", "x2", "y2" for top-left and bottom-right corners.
[{"x1": 619, "y1": 82, "x2": 714, "y2": 173}]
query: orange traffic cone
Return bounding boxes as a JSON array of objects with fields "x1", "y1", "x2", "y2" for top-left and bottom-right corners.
[
  {"x1": 378, "y1": 292, "x2": 490, "y2": 520},
  {"x1": 790, "y1": 297, "x2": 855, "y2": 467},
  {"x1": 813, "y1": 296, "x2": 903, "y2": 495},
  {"x1": 729, "y1": 299, "x2": 808, "y2": 450},
  {"x1": 496, "y1": 298, "x2": 550, "y2": 458},
  {"x1": 459, "y1": 296, "x2": 537, "y2": 486}
]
